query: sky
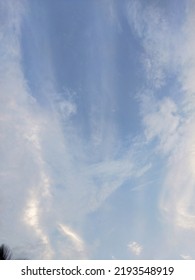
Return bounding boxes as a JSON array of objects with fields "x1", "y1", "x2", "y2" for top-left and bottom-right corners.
[{"x1": 0, "y1": 0, "x2": 195, "y2": 260}]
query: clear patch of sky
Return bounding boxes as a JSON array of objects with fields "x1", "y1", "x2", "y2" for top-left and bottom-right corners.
[
  {"x1": 46, "y1": 0, "x2": 92, "y2": 92},
  {"x1": 113, "y1": 0, "x2": 146, "y2": 140}
]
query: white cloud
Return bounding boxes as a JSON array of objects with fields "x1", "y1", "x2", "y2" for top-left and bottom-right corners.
[
  {"x1": 158, "y1": 0, "x2": 195, "y2": 231},
  {"x1": 159, "y1": 118, "x2": 195, "y2": 229},
  {"x1": 126, "y1": 0, "x2": 195, "y2": 256},
  {"x1": 143, "y1": 97, "x2": 181, "y2": 154},
  {"x1": 128, "y1": 241, "x2": 143, "y2": 256},
  {"x1": 180, "y1": 254, "x2": 192, "y2": 260},
  {"x1": 135, "y1": 1, "x2": 195, "y2": 233},
  {"x1": 58, "y1": 223, "x2": 86, "y2": 258},
  {"x1": 0, "y1": 0, "x2": 51, "y2": 258},
  {"x1": 126, "y1": 0, "x2": 173, "y2": 88}
]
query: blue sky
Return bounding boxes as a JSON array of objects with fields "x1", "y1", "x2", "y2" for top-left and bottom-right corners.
[{"x1": 1, "y1": 0, "x2": 195, "y2": 260}]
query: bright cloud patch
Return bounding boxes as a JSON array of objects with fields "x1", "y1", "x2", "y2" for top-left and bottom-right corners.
[{"x1": 128, "y1": 241, "x2": 143, "y2": 256}]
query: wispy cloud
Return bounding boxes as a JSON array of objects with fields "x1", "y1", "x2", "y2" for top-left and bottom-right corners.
[
  {"x1": 158, "y1": 0, "x2": 195, "y2": 232},
  {"x1": 126, "y1": 0, "x2": 174, "y2": 89},
  {"x1": 180, "y1": 254, "x2": 192, "y2": 260},
  {"x1": 126, "y1": 0, "x2": 195, "y2": 256},
  {"x1": 57, "y1": 223, "x2": 87, "y2": 259},
  {"x1": 143, "y1": 97, "x2": 181, "y2": 154}
]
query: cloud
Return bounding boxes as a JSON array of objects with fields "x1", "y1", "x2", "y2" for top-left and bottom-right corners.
[
  {"x1": 180, "y1": 254, "x2": 192, "y2": 260},
  {"x1": 126, "y1": 0, "x2": 174, "y2": 89},
  {"x1": 158, "y1": 0, "x2": 195, "y2": 232},
  {"x1": 126, "y1": 0, "x2": 195, "y2": 258},
  {"x1": 0, "y1": 0, "x2": 50, "y2": 258},
  {"x1": 159, "y1": 118, "x2": 195, "y2": 230},
  {"x1": 143, "y1": 97, "x2": 181, "y2": 154},
  {"x1": 57, "y1": 223, "x2": 86, "y2": 258},
  {"x1": 128, "y1": 241, "x2": 143, "y2": 256}
]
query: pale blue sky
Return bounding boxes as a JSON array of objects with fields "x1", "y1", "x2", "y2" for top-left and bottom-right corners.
[{"x1": 1, "y1": 0, "x2": 195, "y2": 260}]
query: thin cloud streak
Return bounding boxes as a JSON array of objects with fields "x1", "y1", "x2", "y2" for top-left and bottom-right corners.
[{"x1": 58, "y1": 224, "x2": 86, "y2": 255}]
